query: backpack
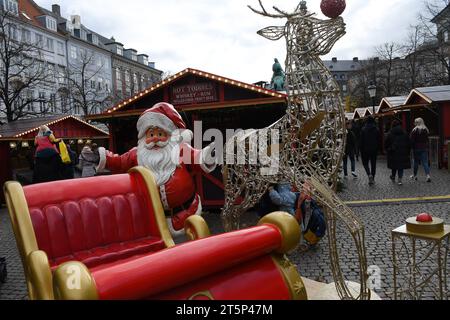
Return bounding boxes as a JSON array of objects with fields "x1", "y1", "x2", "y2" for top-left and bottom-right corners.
[
  {"x1": 295, "y1": 195, "x2": 327, "y2": 245},
  {"x1": 0, "y1": 257, "x2": 7, "y2": 284},
  {"x1": 58, "y1": 141, "x2": 72, "y2": 165}
]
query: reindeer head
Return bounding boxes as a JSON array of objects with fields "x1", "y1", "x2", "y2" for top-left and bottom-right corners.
[{"x1": 249, "y1": 0, "x2": 346, "y2": 56}]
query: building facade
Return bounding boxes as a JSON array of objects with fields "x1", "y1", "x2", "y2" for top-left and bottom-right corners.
[
  {"x1": 0, "y1": 0, "x2": 163, "y2": 123},
  {"x1": 0, "y1": 0, "x2": 69, "y2": 122},
  {"x1": 103, "y1": 39, "x2": 162, "y2": 104},
  {"x1": 322, "y1": 57, "x2": 364, "y2": 99}
]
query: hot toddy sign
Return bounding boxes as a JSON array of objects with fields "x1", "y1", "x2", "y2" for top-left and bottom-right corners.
[{"x1": 171, "y1": 83, "x2": 218, "y2": 105}]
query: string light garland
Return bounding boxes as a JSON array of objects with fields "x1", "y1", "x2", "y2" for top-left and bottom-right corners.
[
  {"x1": 104, "y1": 68, "x2": 286, "y2": 114},
  {"x1": 13, "y1": 115, "x2": 109, "y2": 138}
]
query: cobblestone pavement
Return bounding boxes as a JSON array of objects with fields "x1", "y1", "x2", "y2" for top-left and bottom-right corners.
[{"x1": 0, "y1": 159, "x2": 449, "y2": 300}]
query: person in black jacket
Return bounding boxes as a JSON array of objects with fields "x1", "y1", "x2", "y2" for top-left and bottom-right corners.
[
  {"x1": 385, "y1": 120, "x2": 411, "y2": 186},
  {"x1": 343, "y1": 121, "x2": 358, "y2": 178},
  {"x1": 360, "y1": 116, "x2": 381, "y2": 185},
  {"x1": 60, "y1": 143, "x2": 78, "y2": 180}
]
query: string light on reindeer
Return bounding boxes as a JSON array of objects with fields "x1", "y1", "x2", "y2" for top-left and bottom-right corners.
[{"x1": 222, "y1": 0, "x2": 371, "y2": 300}]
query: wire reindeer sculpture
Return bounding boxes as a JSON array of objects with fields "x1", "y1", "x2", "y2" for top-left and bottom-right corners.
[{"x1": 221, "y1": 0, "x2": 370, "y2": 300}]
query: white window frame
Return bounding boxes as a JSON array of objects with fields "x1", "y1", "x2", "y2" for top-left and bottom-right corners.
[
  {"x1": 4, "y1": 0, "x2": 18, "y2": 16},
  {"x1": 70, "y1": 45, "x2": 77, "y2": 59},
  {"x1": 46, "y1": 17, "x2": 57, "y2": 32},
  {"x1": 57, "y1": 41, "x2": 65, "y2": 55},
  {"x1": 35, "y1": 33, "x2": 44, "y2": 48},
  {"x1": 92, "y1": 34, "x2": 98, "y2": 45},
  {"x1": 117, "y1": 46, "x2": 123, "y2": 56},
  {"x1": 21, "y1": 28, "x2": 31, "y2": 43},
  {"x1": 46, "y1": 38, "x2": 54, "y2": 52},
  {"x1": 38, "y1": 92, "x2": 46, "y2": 113},
  {"x1": 8, "y1": 24, "x2": 18, "y2": 41}
]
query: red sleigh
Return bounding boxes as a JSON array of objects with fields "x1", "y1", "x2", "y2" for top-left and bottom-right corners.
[{"x1": 4, "y1": 167, "x2": 306, "y2": 300}]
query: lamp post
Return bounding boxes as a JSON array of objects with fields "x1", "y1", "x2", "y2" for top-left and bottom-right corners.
[{"x1": 368, "y1": 84, "x2": 377, "y2": 116}]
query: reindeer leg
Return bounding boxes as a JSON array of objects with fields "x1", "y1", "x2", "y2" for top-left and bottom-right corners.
[{"x1": 307, "y1": 175, "x2": 370, "y2": 301}]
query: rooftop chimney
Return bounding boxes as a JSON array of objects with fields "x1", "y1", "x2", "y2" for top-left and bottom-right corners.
[
  {"x1": 52, "y1": 4, "x2": 61, "y2": 17},
  {"x1": 71, "y1": 15, "x2": 81, "y2": 29},
  {"x1": 332, "y1": 57, "x2": 337, "y2": 62},
  {"x1": 353, "y1": 57, "x2": 359, "y2": 62}
]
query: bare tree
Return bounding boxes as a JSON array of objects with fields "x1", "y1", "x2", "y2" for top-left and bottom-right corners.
[
  {"x1": 66, "y1": 49, "x2": 106, "y2": 116},
  {"x1": 161, "y1": 70, "x2": 173, "y2": 80},
  {"x1": 375, "y1": 42, "x2": 405, "y2": 96},
  {"x1": 415, "y1": 0, "x2": 450, "y2": 85},
  {"x1": 0, "y1": 10, "x2": 52, "y2": 123}
]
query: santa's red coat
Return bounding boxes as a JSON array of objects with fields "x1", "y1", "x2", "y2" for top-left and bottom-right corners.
[{"x1": 102, "y1": 143, "x2": 212, "y2": 231}]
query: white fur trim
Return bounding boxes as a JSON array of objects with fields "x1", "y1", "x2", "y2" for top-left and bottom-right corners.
[
  {"x1": 137, "y1": 112, "x2": 177, "y2": 139},
  {"x1": 166, "y1": 197, "x2": 202, "y2": 237},
  {"x1": 96, "y1": 147, "x2": 107, "y2": 172},
  {"x1": 181, "y1": 129, "x2": 193, "y2": 144}
]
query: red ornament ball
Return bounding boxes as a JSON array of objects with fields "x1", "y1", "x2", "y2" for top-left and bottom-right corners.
[
  {"x1": 321, "y1": 0, "x2": 346, "y2": 19},
  {"x1": 416, "y1": 213, "x2": 433, "y2": 223}
]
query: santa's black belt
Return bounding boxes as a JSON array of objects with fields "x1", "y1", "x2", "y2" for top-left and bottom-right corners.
[{"x1": 165, "y1": 195, "x2": 196, "y2": 216}]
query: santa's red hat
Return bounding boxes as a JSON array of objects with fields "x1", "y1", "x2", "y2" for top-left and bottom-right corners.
[{"x1": 137, "y1": 102, "x2": 189, "y2": 140}]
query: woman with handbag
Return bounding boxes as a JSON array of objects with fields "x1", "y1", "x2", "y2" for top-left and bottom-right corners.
[
  {"x1": 79, "y1": 143, "x2": 100, "y2": 178},
  {"x1": 385, "y1": 120, "x2": 411, "y2": 186},
  {"x1": 33, "y1": 126, "x2": 62, "y2": 183}
]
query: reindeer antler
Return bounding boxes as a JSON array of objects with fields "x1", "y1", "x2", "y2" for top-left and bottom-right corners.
[{"x1": 248, "y1": 0, "x2": 298, "y2": 19}]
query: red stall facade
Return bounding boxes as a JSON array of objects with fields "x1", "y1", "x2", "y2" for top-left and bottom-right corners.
[
  {"x1": 0, "y1": 115, "x2": 110, "y2": 202},
  {"x1": 390, "y1": 86, "x2": 450, "y2": 169},
  {"x1": 88, "y1": 68, "x2": 288, "y2": 208}
]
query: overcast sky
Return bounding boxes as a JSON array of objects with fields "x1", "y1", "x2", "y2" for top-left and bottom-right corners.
[{"x1": 34, "y1": 0, "x2": 426, "y2": 84}]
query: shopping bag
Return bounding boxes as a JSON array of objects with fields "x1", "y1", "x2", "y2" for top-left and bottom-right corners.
[{"x1": 59, "y1": 141, "x2": 72, "y2": 164}]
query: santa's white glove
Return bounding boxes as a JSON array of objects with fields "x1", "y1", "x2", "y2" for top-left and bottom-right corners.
[{"x1": 96, "y1": 147, "x2": 107, "y2": 173}]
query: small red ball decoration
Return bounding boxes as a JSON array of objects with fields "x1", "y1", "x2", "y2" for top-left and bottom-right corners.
[
  {"x1": 416, "y1": 213, "x2": 433, "y2": 223},
  {"x1": 321, "y1": 0, "x2": 346, "y2": 19}
]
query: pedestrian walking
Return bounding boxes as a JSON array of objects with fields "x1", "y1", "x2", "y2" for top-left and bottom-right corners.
[
  {"x1": 343, "y1": 121, "x2": 358, "y2": 178},
  {"x1": 359, "y1": 116, "x2": 381, "y2": 185},
  {"x1": 32, "y1": 126, "x2": 62, "y2": 183},
  {"x1": 385, "y1": 120, "x2": 411, "y2": 186},
  {"x1": 351, "y1": 119, "x2": 362, "y2": 162},
  {"x1": 79, "y1": 143, "x2": 99, "y2": 178},
  {"x1": 60, "y1": 143, "x2": 78, "y2": 180},
  {"x1": 410, "y1": 118, "x2": 432, "y2": 182}
]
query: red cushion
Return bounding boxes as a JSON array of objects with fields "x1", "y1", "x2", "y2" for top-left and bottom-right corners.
[
  {"x1": 50, "y1": 237, "x2": 165, "y2": 270},
  {"x1": 24, "y1": 174, "x2": 165, "y2": 271}
]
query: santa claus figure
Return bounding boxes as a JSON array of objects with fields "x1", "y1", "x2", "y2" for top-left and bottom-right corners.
[{"x1": 97, "y1": 102, "x2": 216, "y2": 236}]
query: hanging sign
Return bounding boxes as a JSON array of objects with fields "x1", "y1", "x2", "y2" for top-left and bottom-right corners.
[{"x1": 171, "y1": 83, "x2": 218, "y2": 105}]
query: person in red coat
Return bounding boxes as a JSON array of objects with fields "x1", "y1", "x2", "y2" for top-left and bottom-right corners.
[{"x1": 97, "y1": 102, "x2": 216, "y2": 236}]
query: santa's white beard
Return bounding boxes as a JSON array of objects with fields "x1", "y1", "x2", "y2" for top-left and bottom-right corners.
[{"x1": 137, "y1": 138, "x2": 180, "y2": 186}]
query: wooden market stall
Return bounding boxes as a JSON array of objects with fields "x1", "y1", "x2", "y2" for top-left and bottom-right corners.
[
  {"x1": 87, "y1": 68, "x2": 288, "y2": 208},
  {"x1": 387, "y1": 86, "x2": 450, "y2": 169},
  {"x1": 0, "y1": 115, "x2": 110, "y2": 201}
]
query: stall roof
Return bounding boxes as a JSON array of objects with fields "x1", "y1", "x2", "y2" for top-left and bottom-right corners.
[
  {"x1": 354, "y1": 108, "x2": 372, "y2": 119},
  {"x1": 0, "y1": 115, "x2": 109, "y2": 140},
  {"x1": 405, "y1": 85, "x2": 450, "y2": 105},
  {"x1": 345, "y1": 113, "x2": 355, "y2": 120},
  {"x1": 98, "y1": 68, "x2": 287, "y2": 117},
  {"x1": 379, "y1": 96, "x2": 408, "y2": 110},
  {"x1": 367, "y1": 106, "x2": 381, "y2": 115}
]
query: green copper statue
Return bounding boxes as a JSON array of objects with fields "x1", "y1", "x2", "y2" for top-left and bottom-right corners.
[{"x1": 270, "y1": 58, "x2": 285, "y2": 91}]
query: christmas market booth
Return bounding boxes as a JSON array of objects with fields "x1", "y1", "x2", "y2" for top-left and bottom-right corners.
[
  {"x1": 87, "y1": 68, "x2": 288, "y2": 208},
  {"x1": 0, "y1": 115, "x2": 110, "y2": 200},
  {"x1": 387, "y1": 86, "x2": 450, "y2": 170}
]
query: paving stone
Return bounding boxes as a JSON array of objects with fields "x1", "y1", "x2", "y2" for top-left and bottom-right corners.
[{"x1": 1, "y1": 159, "x2": 449, "y2": 300}]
